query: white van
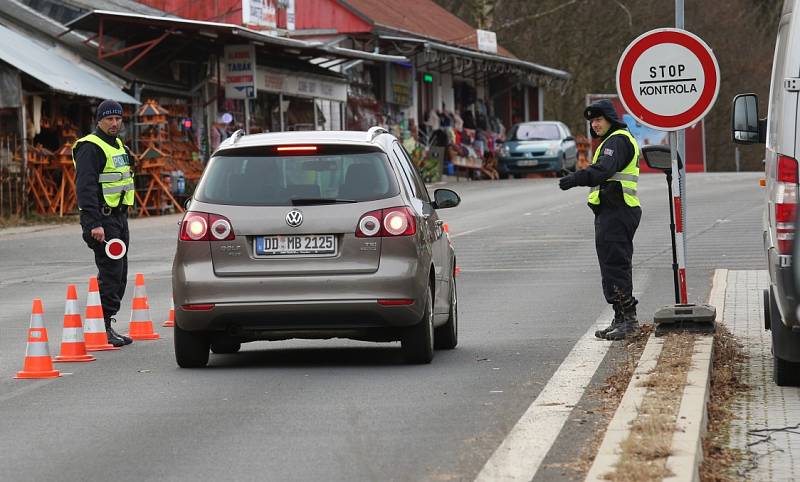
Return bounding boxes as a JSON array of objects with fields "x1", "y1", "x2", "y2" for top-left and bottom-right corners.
[
  {"x1": 732, "y1": 0, "x2": 799, "y2": 386},
  {"x1": 732, "y1": 0, "x2": 800, "y2": 386}
]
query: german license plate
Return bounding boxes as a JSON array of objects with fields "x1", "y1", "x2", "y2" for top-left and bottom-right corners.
[
  {"x1": 256, "y1": 234, "x2": 336, "y2": 255},
  {"x1": 517, "y1": 160, "x2": 539, "y2": 166}
]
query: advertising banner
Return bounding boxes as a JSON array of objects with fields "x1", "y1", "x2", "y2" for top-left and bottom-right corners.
[
  {"x1": 586, "y1": 94, "x2": 706, "y2": 173},
  {"x1": 242, "y1": 0, "x2": 277, "y2": 29},
  {"x1": 224, "y1": 44, "x2": 256, "y2": 99}
]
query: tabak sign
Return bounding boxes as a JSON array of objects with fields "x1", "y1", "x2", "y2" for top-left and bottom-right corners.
[
  {"x1": 224, "y1": 44, "x2": 256, "y2": 99},
  {"x1": 242, "y1": 0, "x2": 277, "y2": 29}
]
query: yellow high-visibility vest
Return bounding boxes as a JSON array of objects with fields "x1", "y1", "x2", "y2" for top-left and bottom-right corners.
[
  {"x1": 587, "y1": 129, "x2": 640, "y2": 207},
  {"x1": 72, "y1": 134, "x2": 135, "y2": 208}
]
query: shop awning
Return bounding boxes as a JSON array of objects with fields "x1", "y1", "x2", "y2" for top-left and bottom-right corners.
[
  {"x1": 379, "y1": 34, "x2": 570, "y2": 81},
  {"x1": 63, "y1": 10, "x2": 408, "y2": 66},
  {"x1": 0, "y1": 23, "x2": 138, "y2": 103}
]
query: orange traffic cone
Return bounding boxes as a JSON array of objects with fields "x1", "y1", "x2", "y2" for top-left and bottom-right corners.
[
  {"x1": 162, "y1": 297, "x2": 174, "y2": 327},
  {"x1": 127, "y1": 273, "x2": 160, "y2": 340},
  {"x1": 84, "y1": 277, "x2": 119, "y2": 351},
  {"x1": 55, "y1": 285, "x2": 96, "y2": 362},
  {"x1": 15, "y1": 299, "x2": 61, "y2": 379}
]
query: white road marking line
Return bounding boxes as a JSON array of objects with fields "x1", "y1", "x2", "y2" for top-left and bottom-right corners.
[
  {"x1": 475, "y1": 308, "x2": 616, "y2": 482},
  {"x1": 450, "y1": 226, "x2": 491, "y2": 238}
]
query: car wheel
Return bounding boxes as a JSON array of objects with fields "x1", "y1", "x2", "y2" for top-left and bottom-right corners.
[
  {"x1": 558, "y1": 155, "x2": 568, "y2": 177},
  {"x1": 174, "y1": 323, "x2": 210, "y2": 368},
  {"x1": 434, "y1": 276, "x2": 458, "y2": 350},
  {"x1": 402, "y1": 284, "x2": 434, "y2": 364},
  {"x1": 774, "y1": 355, "x2": 800, "y2": 386},
  {"x1": 210, "y1": 337, "x2": 242, "y2": 354}
]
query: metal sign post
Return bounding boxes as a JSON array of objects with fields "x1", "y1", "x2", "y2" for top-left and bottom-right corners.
[{"x1": 616, "y1": 24, "x2": 720, "y2": 332}]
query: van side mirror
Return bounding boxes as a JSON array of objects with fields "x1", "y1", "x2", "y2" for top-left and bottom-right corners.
[
  {"x1": 731, "y1": 94, "x2": 764, "y2": 144},
  {"x1": 641, "y1": 145, "x2": 682, "y2": 172}
]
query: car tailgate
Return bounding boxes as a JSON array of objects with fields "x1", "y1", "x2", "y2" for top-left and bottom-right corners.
[{"x1": 208, "y1": 204, "x2": 381, "y2": 276}]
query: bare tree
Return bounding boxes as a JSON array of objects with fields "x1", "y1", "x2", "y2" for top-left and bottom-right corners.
[{"x1": 436, "y1": 0, "x2": 782, "y2": 170}]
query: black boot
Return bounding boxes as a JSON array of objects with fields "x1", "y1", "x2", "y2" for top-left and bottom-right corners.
[
  {"x1": 605, "y1": 297, "x2": 639, "y2": 341},
  {"x1": 595, "y1": 303, "x2": 623, "y2": 339},
  {"x1": 106, "y1": 317, "x2": 133, "y2": 346}
]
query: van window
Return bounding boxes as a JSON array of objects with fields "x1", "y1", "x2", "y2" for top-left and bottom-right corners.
[{"x1": 197, "y1": 151, "x2": 399, "y2": 205}]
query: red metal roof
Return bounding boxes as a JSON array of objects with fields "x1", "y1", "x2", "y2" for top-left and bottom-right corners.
[{"x1": 338, "y1": 0, "x2": 515, "y2": 58}]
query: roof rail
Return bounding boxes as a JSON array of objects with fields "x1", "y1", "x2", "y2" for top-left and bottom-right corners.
[
  {"x1": 366, "y1": 126, "x2": 389, "y2": 142},
  {"x1": 229, "y1": 129, "x2": 245, "y2": 145}
]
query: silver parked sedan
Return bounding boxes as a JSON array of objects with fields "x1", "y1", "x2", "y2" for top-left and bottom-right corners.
[{"x1": 172, "y1": 127, "x2": 460, "y2": 367}]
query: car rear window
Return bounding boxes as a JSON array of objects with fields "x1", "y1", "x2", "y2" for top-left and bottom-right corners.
[
  {"x1": 196, "y1": 150, "x2": 400, "y2": 206},
  {"x1": 511, "y1": 124, "x2": 561, "y2": 141}
]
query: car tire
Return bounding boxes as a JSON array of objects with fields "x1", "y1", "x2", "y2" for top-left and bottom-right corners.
[
  {"x1": 174, "y1": 323, "x2": 211, "y2": 368},
  {"x1": 435, "y1": 276, "x2": 458, "y2": 350},
  {"x1": 402, "y1": 285, "x2": 434, "y2": 364},
  {"x1": 210, "y1": 337, "x2": 242, "y2": 354},
  {"x1": 774, "y1": 355, "x2": 800, "y2": 386}
]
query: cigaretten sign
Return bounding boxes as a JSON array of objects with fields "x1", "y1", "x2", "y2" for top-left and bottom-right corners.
[{"x1": 616, "y1": 28, "x2": 720, "y2": 131}]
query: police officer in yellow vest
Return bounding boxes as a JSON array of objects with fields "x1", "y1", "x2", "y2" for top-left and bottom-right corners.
[
  {"x1": 559, "y1": 99, "x2": 641, "y2": 340},
  {"x1": 73, "y1": 99, "x2": 135, "y2": 347}
]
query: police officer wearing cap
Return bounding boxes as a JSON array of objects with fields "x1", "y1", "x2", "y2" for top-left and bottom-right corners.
[
  {"x1": 73, "y1": 99, "x2": 135, "y2": 347},
  {"x1": 559, "y1": 99, "x2": 641, "y2": 340}
]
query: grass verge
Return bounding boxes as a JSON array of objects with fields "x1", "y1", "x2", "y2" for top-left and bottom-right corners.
[{"x1": 606, "y1": 332, "x2": 695, "y2": 481}]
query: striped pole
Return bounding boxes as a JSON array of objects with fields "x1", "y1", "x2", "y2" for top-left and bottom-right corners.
[
  {"x1": 670, "y1": 132, "x2": 688, "y2": 304},
  {"x1": 15, "y1": 298, "x2": 61, "y2": 379}
]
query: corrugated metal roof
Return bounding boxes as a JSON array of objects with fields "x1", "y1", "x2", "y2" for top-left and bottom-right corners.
[
  {"x1": 340, "y1": 0, "x2": 515, "y2": 57},
  {"x1": 0, "y1": 22, "x2": 138, "y2": 103},
  {"x1": 379, "y1": 35, "x2": 570, "y2": 80}
]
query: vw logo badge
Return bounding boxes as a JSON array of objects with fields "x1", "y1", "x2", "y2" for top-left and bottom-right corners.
[{"x1": 285, "y1": 209, "x2": 303, "y2": 227}]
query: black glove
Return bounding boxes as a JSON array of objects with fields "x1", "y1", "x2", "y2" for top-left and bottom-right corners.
[{"x1": 559, "y1": 175, "x2": 577, "y2": 190}]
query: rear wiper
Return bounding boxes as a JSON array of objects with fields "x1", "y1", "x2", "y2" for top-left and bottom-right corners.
[{"x1": 291, "y1": 198, "x2": 357, "y2": 205}]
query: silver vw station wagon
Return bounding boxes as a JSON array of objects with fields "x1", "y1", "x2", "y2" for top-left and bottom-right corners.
[{"x1": 172, "y1": 127, "x2": 460, "y2": 367}]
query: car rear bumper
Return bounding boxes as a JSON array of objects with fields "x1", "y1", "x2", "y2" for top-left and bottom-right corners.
[
  {"x1": 172, "y1": 248, "x2": 429, "y2": 333},
  {"x1": 175, "y1": 299, "x2": 422, "y2": 336},
  {"x1": 767, "y1": 247, "x2": 798, "y2": 327}
]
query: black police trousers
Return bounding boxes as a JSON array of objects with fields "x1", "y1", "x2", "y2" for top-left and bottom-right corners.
[
  {"x1": 594, "y1": 205, "x2": 641, "y2": 304},
  {"x1": 82, "y1": 209, "x2": 129, "y2": 320}
]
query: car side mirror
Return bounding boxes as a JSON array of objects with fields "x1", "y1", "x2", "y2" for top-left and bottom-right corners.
[
  {"x1": 563, "y1": 136, "x2": 575, "y2": 142},
  {"x1": 641, "y1": 145, "x2": 682, "y2": 173},
  {"x1": 433, "y1": 188, "x2": 460, "y2": 209},
  {"x1": 731, "y1": 94, "x2": 764, "y2": 144}
]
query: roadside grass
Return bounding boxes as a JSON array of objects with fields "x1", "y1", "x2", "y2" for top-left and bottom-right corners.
[
  {"x1": 0, "y1": 214, "x2": 77, "y2": 229},
  {"x1": 699, "y1": 325, "x2": 748, "y2": 482},
  {"x1": 605, "y1": 331, "x2": 695, "y2": 482},
  {"x1": 561, "y1": 324, "x2": 652, "y2": 477}
]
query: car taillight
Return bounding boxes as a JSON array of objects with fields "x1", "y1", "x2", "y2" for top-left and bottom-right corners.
[
  {"x1": 775, "y1": 155, "x2": 797, "y2": 255},
  {"x1": 355, "y1": 206, "x2": 416, "y2": 237},
  {"x1": 180, "y1": 212, "x2": 235, "y2": 241}
]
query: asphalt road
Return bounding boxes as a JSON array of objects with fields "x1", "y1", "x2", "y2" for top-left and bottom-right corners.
[{"x1": 0, "y1": 172, "x2": 764, "y2": 481}]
